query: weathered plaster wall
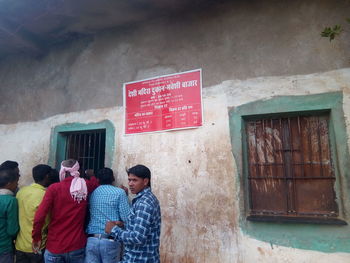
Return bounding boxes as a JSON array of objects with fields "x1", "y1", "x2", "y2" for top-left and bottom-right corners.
[
  {"x1": 1, "y1": 69, "x2": 350, "y2": 262},
  {"x1": 229, "y1": 92, "x2": 350, "y2": 253},
  {"x1": 240, "y1": 236, "x2": 350, "y2": 263},
  {"x1": 0, "y1": 0, "x2": 349, "y2": 261},
  {"x1": 0, "y1": 0, "x2": 349, "y2": 123}
]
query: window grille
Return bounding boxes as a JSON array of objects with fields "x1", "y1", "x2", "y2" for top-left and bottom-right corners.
[
  {"x1": 64, "y1": 129, "x2": 106, "y2": 175},
  {"x1": 245, "y1": 114, "x2": 338, "y2": 219}
]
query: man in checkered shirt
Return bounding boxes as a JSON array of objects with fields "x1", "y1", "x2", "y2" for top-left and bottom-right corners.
[
  {"x1": 105, "y1": 164, "x2": 161, "y2": 263},
  {"x1": 85, "y1": 168, "x2": 130, "y2": 263}
]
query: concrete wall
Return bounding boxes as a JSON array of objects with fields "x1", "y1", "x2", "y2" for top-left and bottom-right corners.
[
  {"x1": 1, "y1": 69, "x2": 350, "y2": 262},
  {"x1": 0, "y1": 0, "x2": 350, "y2": 262},
  {"x1": 0, "y1": 0, "x2": 349, "y2": 123}
]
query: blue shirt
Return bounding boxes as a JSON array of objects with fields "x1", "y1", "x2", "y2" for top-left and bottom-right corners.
[
  {"x1": 111, "y1": 187, "x2": 161, "y2": 263},
  {"x1": 87, "y1": 185, "x2": 130, "y2": 235}
]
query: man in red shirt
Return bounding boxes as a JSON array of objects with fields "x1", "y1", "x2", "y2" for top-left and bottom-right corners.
[{"x1": 32, "y1": 159, "x2": 98, "y2": 263}]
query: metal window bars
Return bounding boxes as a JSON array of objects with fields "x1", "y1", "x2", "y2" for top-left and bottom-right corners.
[{"x1": 64, "y1": 129, "x2": 106, "y2": 176}]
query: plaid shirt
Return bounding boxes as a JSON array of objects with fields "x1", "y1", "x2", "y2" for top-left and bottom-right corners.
[
  {"x1": 87, "y1": 185, "x2": 130, "y2": 234},
  {"x1": 111, "y1": 187, "x2": 161, "y2": 263}
]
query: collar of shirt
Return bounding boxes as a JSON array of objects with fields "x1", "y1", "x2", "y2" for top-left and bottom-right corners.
[
  {"x1": 62, "y1": 176, "x2": 75, "y2": 183},
  {"x1": 0, "y1": 189, "x2": 14, "y2": 195},
  {"x1": 31, "y1": 183, "x2": 46, "y2": 190},
  {"x1": 133, "y1": 187, "x2": 151, "y2": 204}
]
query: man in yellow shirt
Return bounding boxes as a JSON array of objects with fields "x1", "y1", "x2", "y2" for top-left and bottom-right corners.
[{"x1": 15, "y1": 164, "x2": 59, "y2": 263}]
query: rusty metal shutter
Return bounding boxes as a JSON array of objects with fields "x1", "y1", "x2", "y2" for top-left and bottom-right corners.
[{"x1": 246, "y1": 114, "x2": 338, "y2": 218}]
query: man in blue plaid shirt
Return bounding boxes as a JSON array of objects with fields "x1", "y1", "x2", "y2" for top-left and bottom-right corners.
[
  {"x1": 85, "y1": 168, "x2": 130, "y2": 263},
  {"x1": 105, "y1": 165, "x2": 161, "y2": 263}
]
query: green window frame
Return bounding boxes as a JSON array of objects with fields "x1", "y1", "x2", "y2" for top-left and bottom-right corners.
[
  {"x1": 48, "y1": 120, "x2": 115, "y2": 170},
  {"x1": 229, "y1": 92, "x2": 350, "y2": 253}
]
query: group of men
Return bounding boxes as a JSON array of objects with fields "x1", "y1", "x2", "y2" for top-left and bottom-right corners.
[{"x1": 0, "y1": 159, "x2": 161, "y2": 263}]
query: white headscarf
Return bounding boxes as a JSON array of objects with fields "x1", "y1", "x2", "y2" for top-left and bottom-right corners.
[{"x1": 59, "y1": 161, "x2": 87, "y2": 203}]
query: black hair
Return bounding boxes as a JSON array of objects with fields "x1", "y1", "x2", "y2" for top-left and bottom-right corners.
[
  {"x1": 32, "y1": 164, "x2": 52, "y2": 183},
  {"x1": 0, "y1": 169, "x2": 18, "y2": 188},
  {"x1": 127, "y1": 164, "x2": 151, "y2": 187},
  {"x1": 49, "y1": 169, "x2": 60, "y2": 183},
  {"x1": 96, "y1": 168, "x2": 115, "y2": 185},
  {"x1": 0, "y1": 160, "x2": 18, "y2": 171}
]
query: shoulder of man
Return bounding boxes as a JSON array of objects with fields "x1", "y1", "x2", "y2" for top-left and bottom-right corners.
[
  {"x1": 92, "y1": 185, "x2": 122, "y2": 196},
  {"x1": 17, "y1": 184, "x2": 42, "y2": 198},
  {"x1": 114, "y1": 186, "x2": 128, "y2": 195},
  {"x1": 16, "y1": 185, "x2": 30, "y2": 196},
  {"x1": 45, "y1": 181, "x2": 61, "y2": 193},
  {"x1": 107, "y1": 184, "x2": 127, "y2": 193},
  {"x1": 136, "y1": 190, "x2": 159, "y2": 208},
  {"x1": 0, "y1": 194, "x2": 16, "y2": 204}
]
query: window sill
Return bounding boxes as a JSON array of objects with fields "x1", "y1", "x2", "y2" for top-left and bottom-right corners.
[{"x1": 247, "y1": 215, "x2": 347, "y2": 225}]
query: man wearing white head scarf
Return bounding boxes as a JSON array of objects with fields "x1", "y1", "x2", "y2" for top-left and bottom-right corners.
[{"x1": 32, "y1": 159, "x2": 99, "y2": 263}]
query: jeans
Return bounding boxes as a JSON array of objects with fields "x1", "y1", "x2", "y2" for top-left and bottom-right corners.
[
  {"x1": 0, "y1": 251, "x2": 13, "y2": 263},
  {"x1": 44, "y1": 248, "x2": 85, "y2": 263},
  {"x1": 84, "y1": 236, "x2": 121, "y2": 263},
  {"x1": 16, "y1": 249, "x2": 44, "y2": 263}
]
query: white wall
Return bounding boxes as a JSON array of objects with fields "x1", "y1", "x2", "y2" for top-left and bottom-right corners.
[{"x1": 1, "y1": 68, "x2": 350, "y2": 262}]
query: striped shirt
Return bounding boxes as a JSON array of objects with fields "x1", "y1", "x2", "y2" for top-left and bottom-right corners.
[
  {"x1": 111, "y1": 187, "x2": 161, "y2": 263},
  {"x1": 87, "y1": 185, "x2": 130, "y2": 235}
]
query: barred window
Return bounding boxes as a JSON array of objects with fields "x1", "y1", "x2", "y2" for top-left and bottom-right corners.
[
  {"x1": 245, "y1": 114, "x2": 340, "y2": 222},
  {"x1": 63, "y1": 129, "x2": 106, "y2": 175}
]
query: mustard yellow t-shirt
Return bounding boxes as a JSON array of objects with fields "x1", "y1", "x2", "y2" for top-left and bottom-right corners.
[{"x1": 15, "y1": 183, "x2": 49, "y2": 252}]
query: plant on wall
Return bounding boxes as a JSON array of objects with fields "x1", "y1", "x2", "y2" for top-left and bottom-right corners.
[
  {"x1": 321, "y1": 0, "x2": 349, "y2": 41},
  {"x1": 321, "y1": 18, "x2": 350, "y2": 41},
  {"x1": 321, "y1": 24, "x2": 344, "y2": 41}
]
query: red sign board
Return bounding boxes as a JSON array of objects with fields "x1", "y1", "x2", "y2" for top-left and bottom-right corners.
[{"x1": 124, "y1": 69, "x2": 203, "y2": 134}]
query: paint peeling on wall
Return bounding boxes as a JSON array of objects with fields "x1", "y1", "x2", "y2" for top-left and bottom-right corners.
[{"x1": 0, "y1": 70, "x2": 350, "y2": 261}]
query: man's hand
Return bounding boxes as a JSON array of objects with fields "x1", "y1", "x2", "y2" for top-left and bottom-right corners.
[
  {"x1": 32, "y1": 240, "x2": 41, "y2": 254},
  {"x1": 105, "y1": 221, "x2": 124, "y2": 234}
]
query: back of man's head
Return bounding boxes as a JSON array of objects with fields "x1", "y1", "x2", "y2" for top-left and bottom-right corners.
[
  {"x1": 0, "y1": 160, "x2": 18, "y2": 171},
  {"x1": 62, "y1": 159, "x2": 77, "y2": 168},
  {"x1": 32, "y1": 164, "x2": 52, "y2": 183},
  {"x1": 60, "y1": 159, "x2": 80, "y2": 180},
  {"x1": 96, "y1": 168, "x2": 115, "y2": 185},
  {"x1": 0, "y1": 169, "x2": 18, "y2": 188},
  {"x1": 49, "y1": 169, "x2": 60, "y2": 184},
  {"x1": 127, "y1": 164, "x2": 151, "y2": 186}
]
